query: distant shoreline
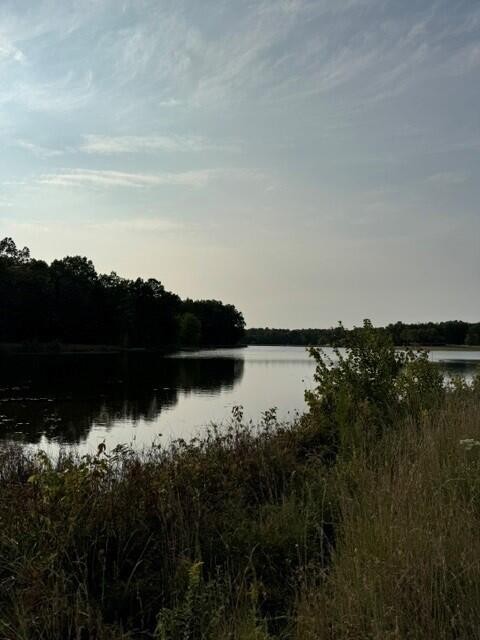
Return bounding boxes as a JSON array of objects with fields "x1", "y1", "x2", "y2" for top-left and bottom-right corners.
[
  {"x1": 1, "y1": 342, "x2": 479, "y2": 356},
  {"x1": 245, "y1": 343, "x2": 480, "y2": 350}
]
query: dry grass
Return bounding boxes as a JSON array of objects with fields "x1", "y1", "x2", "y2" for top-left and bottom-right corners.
[{"x1": 297, "y1": 393, "x2": 480, "y2": 640}]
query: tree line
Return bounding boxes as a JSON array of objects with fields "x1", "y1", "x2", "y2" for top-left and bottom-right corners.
[
  {"x1": 247, "y1": 320, "x2": 480, "y2": 348},
  {"x1": 0, "y1": 237, "x2": 245, "y2": 349}
]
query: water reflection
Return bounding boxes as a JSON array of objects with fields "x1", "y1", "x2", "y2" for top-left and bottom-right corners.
[
  {"x1": 0, "y1": 352, "x2": 244, "y2": 445},
  {"x1": 0, "y1": 347, "x2": 478, "y2": 451},
  {"x1": 437, "y1": 359, "x2": 479, "y2": 383}
]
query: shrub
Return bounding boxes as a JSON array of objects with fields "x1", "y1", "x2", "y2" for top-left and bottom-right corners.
[{"x1": 304, "y1": 319, "x2": 444, "y2": 456}]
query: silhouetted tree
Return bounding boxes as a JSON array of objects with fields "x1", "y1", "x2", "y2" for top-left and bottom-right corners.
[
  {"x1": 179, "y1": 312, "x2": 202, "y2": 347},
  {"x1": 466, "y1": 323, "x2": 480, "y2": 346},
  {"x1": 0, "y1": 238, "x2": 245, "y2": 349},
  {"x1": 0, "y1": 237, "x2": 30, "y2": 264},
  {"x1": 183, "y1": 299, "x2": 245, "y2": 346},
  {"x1": 247, "y1": 321, "x2": 478, "y2": 348}
]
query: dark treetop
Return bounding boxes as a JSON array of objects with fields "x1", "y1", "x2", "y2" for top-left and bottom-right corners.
[
  {"x1": 246, "y1": 321, "x2": 480, "y2": 348},
  {"x1": 0, "y1": 237, "x2": 245, "y2": 350}
]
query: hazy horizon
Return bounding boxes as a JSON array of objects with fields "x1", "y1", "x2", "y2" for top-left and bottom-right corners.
[{"x1": 0, "y1": 0, "x2": 479, "y2": 328}]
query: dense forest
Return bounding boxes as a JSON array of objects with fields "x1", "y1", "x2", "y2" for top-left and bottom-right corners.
[
  {"x1": 247, "y1": 320, "x2": 480, "y2": 347},
  {"x1": 0, "y1": 237, "x2": 245, "y2": 349}
]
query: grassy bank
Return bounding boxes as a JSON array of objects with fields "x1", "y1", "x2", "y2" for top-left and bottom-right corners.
[
  {"x1": 297, "y1": 391, "x2": 480, "y2": 639},
  {"x1": 0, "y1": 322, "x2": 479, "y2": 639}
]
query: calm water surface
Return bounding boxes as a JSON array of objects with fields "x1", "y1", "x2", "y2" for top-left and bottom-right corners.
[{"x1": 0, "y1": 346, "x2": 478, "y2": 455}]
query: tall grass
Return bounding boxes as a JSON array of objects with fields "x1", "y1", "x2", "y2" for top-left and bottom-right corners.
[
  {"x1": 0, "y1": 322, "x2": 479, "y2": 639},
  {"x1": 0, "y1": 413, "x2": 331, "y2": 639},
  {"x1": 297, "y1": 391, "x2": 480, "y2": 639}
]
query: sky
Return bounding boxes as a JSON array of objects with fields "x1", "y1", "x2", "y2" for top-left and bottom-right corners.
[{"x1": 0, "y1": 0, "x2": 479, "y2": 328}]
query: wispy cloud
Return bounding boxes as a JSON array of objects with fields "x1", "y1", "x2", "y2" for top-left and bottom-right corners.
[
  {"x1": 158, "y1": 98, "x2": 182, "y2": 107},
  {"x1": 2, "y1": 0, "x2": 479, "y2": 119},
  {"x1": 16, "y1": 139, "x2": 63, "y2": 158},
  {"x1": 0, "y1": 216, "x2": 185, "y2": 236},
  {"x1": 36, "y1": 167, "x2": 260, "y2": 189},
  {"x1": 0, "y1": 36, "x2": 25, "y2": 63},
  {"x1": 111, "y1": 0, "x2": 381, "y2": 107},
  {"x1": 426, "y1": 171, "x2": 469, "y2": 186},
  {"x1": 176, "y1": 0, "x2": 480, "y2": 109},
  {"x1": 0, "y1": 219, "x2": 50, "y2": 233},
  {"x1": 0, "y1": 71, "x2": 94, "y2": 113},
  {"x1": 80, "y1": 134, "x2": 238, "y2": 154},
  {"x1": 87, "y1": 217, "x2": 184, "y2": 232},
  {"x1": 13, "y1": 72, "x2": 94, "y2": 112},
  {"x1": 444, "y1": 42, "x2": 480, "y2": 75},
  {"x1": 38, "y1": 168, "x2": 213, "y2": 188}
]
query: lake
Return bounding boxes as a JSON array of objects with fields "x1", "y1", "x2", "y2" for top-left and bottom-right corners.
[{"x1": 0, "y1": 345, "x2": 479, "y2": 455}]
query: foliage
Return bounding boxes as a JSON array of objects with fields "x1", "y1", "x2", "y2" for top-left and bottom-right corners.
[
  {"x1": 247, "y1": 319, "x2": 479, "y2": 347},
  {"x1": 304, "y1": 319, "x2": 444, "y2": 456},
  {"x1": 182, "y1": 299, "x2": 246, "y2": 346},
  {"x1": 246, "y1": 326, "x2": 346, "y2": 347},
  {"x1": 466, "y1": 322, "x2": 480, "y2": 346},
  {"x1": 0, "y1": 237, "x2": 245, "y2": 349},
  {"x1": 0, "y1": 409, "x2": 331, "y2": 638},
  {"x1": 179, "y1": 312, "x2": 202, "y2": 348}
]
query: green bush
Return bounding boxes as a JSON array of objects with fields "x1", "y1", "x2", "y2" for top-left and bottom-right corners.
[{"x1": 304, "y1": 319, "x2": 444, "y2": 456}]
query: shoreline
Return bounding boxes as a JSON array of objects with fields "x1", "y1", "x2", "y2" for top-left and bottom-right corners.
[
  {"x1": 1, "y1": 342, "x2": 479, "y2": 356},
  {"x1": 245, "y1": 343, "x2": 480, "y2": 350}
]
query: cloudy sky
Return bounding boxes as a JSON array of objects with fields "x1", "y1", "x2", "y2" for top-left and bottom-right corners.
[{"x1": 0, "y1": 0, "x2": 479, "y2": 328}]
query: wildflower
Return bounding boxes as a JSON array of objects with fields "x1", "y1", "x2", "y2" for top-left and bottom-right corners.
[{"x1": 459, "y1": 438, "x2": 480, "y2": 451}]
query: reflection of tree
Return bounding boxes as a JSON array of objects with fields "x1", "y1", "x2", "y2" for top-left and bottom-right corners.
[
  {"x1": 0, "y1": 353, "x2": 244, "y2": 445},
  {"x1": 438, "y1": 361, "x2": 480, "y2": 379}
]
